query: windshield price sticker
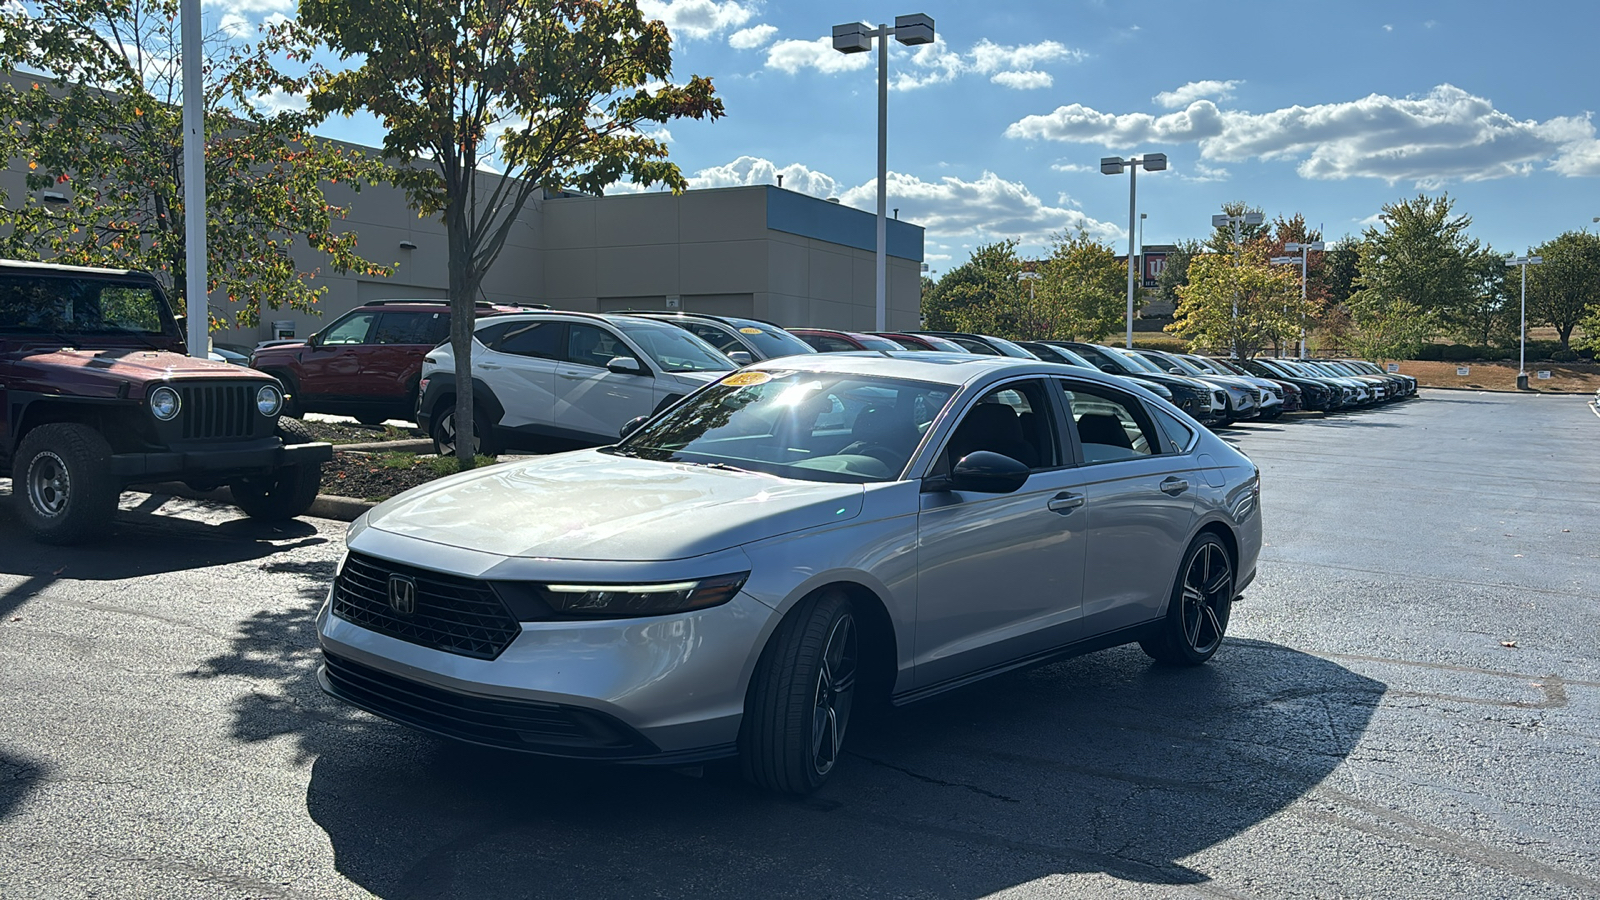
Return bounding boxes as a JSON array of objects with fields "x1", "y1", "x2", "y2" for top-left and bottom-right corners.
[
  {"x1": 722, "y1": 371, "x2": 772, "y2": 387},
  {"x1": 739, "y1": 327, "x2": 764, "y2": 335}
]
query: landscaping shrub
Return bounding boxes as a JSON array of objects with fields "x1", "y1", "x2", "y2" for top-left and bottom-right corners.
[
  {"x1": 1130, "y1": 336, "x2": 1189, "y2": 353},
  {"x1": 1441, "y1": 344, "x2": 1480, "y2": 361},
  {"x1": 1551, "y1": 349, "x2": 1579, "y2": 362}
]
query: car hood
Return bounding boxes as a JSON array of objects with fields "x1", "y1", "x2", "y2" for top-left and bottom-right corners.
[{"x1": 365, "y1": 450, "x2": 865, "y2": 561}]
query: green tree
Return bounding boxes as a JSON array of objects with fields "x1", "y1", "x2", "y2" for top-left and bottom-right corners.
[
  {"x1": 1451, "y1": 246, "x2": 1516, "y2": 348},
  {"x1": 1319, "y1": 237, "x2": 1362, "y2": 307},
  {"x1": 1353, "y1": 193, "x2": 1477, "y2": 326},
  {"x1": 1027, "y1": 231, "x2": 1126, "y2": 341},
  {"x1": 284, "y1": 0, "x2": 723, "y2": 465},
  {"x1": 0, "y1": 0, "x2": 391, "y2": 329},
  {"x1": 920, "y1": 240, "x2": 1024, "y2": 334},
  {"x1": 1346, "y1": 297, "x2": 1435, "y2": 364},
  {"x1": 1154, "y1": 239, "x2": 1201, "y2": 309},
  {"x1": 1167, "y1": 248, "x2": 1307, "y2": 357},
  {"x1": 1526, "y1": 231, "x2": 1600, "y2": 350}
]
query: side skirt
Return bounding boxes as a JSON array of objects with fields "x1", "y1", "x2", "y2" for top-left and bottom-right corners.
[{"x1": 890, "y1": 622, "x2": 1159, "y2": 708}]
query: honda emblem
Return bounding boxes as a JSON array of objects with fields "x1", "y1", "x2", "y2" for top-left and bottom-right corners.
[{"x1": 388, "y1": 574, "x2": 417, "y2": 615}]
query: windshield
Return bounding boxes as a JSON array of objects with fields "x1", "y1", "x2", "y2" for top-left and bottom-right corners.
[
  {"x1": 1106, "y1": 346, "x2": 1162, "y2": 374},
  {"x1": 1144, "y1": 351, "x2": 1205, "y2": 376},
  {"x1": 725, "y1": 319, "x2": 816, "y2": 358},
  {"x1": 609, "y1": 318, "x2": 736, "y2": 373},
  {"x1": 609, "y1": 370, "x2": 955, "y2": 484},
  {"x1": 1182, "y1": 355, "x2": 1224, "y2": 375},
  {"x1": 985, "y1": 336, "x2": 1037, "y2": 358},
  {"x1": 1206, "y1": 357, "x2": 1250, "y2": 376},
  {"x1": 0, "y1": 274, "x2": 175, "y2": 337},
  {"x1": 1025, "y1": 343, "x2": 1092, "y2": 367}
]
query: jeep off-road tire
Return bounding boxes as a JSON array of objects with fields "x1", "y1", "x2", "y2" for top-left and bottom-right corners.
[
  {"x1": 740, "y1": 589, "x2": 858, "y2": 795},
  {"x1": 14, "y1": 423, "x2": 120, "y2": 544},
  {"x1": 229, "y1": 418, "x2": 322, "y2": 521}
]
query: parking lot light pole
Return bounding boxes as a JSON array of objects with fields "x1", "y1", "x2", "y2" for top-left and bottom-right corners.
[
  {"x1": 1213, "y1": 211, "x2": 1263, "y2": 359},
  {"x1": 1505, "y1": 254, "x2": 1543, "y2": 390},
  {"x1": 833, "y1": 14, "x2": 935, "y2": 332},
  {"x1": 1101, "y1": 153, "x2": 1167, "y2": 348},
  {"x1": 1284, "y1": 241, "x2": 1323, "y2": 358}
]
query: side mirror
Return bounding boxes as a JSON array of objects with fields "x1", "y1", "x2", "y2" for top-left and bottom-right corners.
[
  {"x1": 942, "y1": 451, "x2": 1030, "y2": 494},
  {"x1": 306, "y1": 332, "x2": 322, "y2": 348},
  {"x1": 727, "y1": 350, "x2": 754, "y2": 366},
  {"x1": 1099, "y1": 364, "x2": 1119, "y2": 374},
  {"x1": 1169, "y1": 367, "x2": 1183, "y2": 375},
  {"x1": 606, "y1": 356, "x2": 648, "y2": 376},
  {"x1": 619, "y1": 415, "x2": 649, "y2": 439}
]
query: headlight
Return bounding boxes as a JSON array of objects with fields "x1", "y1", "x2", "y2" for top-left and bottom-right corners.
[
  {"x1": 256, "y1": 384, "x2": 283, "y2": 416},
  {"x1": 529, "y1": 572, "x2": 749, "y2": 619},
  {"x1": 149, "y1": 386, "x2": 181, "y2": 420}
]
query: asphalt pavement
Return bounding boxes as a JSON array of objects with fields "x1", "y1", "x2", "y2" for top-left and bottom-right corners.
[{"x1": 1, "y1": 389, "x2": 1597, "y2": 899}]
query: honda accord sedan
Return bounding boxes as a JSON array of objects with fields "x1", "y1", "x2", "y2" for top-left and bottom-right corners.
[{"x1": 317, "y1": 355, "x2": 1262, "y2": 794}]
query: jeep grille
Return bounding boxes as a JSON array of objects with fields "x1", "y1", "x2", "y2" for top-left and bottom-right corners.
[{"x1": 177, "y1": 383, "x2": 257, "y2": 439}]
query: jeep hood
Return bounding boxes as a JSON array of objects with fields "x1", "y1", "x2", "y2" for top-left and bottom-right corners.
[
  {"x1": 11, "y1": 347, "x2": 263, "y2": 382},
  {"x1": 365, "y1": 450, "x2": 865, "y2": 561}
]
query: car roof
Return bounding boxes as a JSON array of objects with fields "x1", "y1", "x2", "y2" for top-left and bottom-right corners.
[
  {"x1": 622, "y1": 310, "x2": 785, "y2": 329},
  {"x1": 743, "y1": 350, "x2": 1151, "y2": 392},
  {"x1": 1, "y1": 258, "x2": 147, "y2": 278}
]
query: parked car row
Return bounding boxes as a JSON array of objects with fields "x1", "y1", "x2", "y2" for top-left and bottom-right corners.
[{"x1": 246, "y1": 297, "x2": 1417, "y2": 454}]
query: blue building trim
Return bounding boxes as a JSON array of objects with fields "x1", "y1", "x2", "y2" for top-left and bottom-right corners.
[{"x1": 765, "y1": 186, "x2": 924, "y2": 261}]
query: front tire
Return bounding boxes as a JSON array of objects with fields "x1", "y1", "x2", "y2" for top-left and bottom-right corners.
[
  {"x1": 14, "y1": 424, "x2": 120, "y2": 544},
  {"x1": 740, "y1": 589, "x2": 859, "y2": 795},
  {"x1": 1140, "y1": 533, "x2": 1234, "y2": 666},
  {"x1": 229, "y1": 418, "x2": 322, "y2": 521}
]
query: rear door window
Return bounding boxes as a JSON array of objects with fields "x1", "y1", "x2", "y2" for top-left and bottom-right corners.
[
  {"x1": 492, "y1": 321, "x2": 563, "y2": 359},
  {"x1": 1059, "y1": 383, "x2": 1162, "y2": 463},
  {"x1": 374, "y1": 312, "x2": 448, "y2": 345}
]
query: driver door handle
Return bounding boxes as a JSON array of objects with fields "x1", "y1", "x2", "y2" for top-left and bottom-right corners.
[
  {"x1": 479, "y1": 363, "x2": 500, "y2": 370},
  {"x1": 1047, "y1": 492, "x2": 1084, "y2": 513},
  {"x1": 1160, "y1": 477, "x2": 1189, "y2": 496}
]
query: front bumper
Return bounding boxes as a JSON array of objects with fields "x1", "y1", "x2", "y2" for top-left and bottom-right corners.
[
  {"x1": 112, "y1": 439, "x2": 332, "y2": 479},
  {"x1": 316, "y1": 565, "x2": 770, "y2": 762}
]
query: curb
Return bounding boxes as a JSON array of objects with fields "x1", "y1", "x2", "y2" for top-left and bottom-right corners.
[
  {"x1": 143, "y1": 481, "x2": 376, "y2": 522},
  {"x1": 332, "y1": 438, "x2": 434, "y2": 453}
]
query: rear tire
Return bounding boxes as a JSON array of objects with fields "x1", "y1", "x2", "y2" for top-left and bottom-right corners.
[
  {"x1": 14, "y1": 423, "x2": 120, "y2": 544},
  {"x1": 229, "y1": 418, "x2": 322, "y2": 520},
  {"x1": 1140, "y1": 533, "x2": 1234, "y2": 666},
  {"x1": 431, "y1": 402, "x2": 495, "y2": 457},
  {"x1": 740, "y1": 589, "x2": 858, "y2": 795}
]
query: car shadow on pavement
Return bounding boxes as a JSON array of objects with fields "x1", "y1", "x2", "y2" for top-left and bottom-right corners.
[
  {"x1": 193, "y1": 590, "x2": 1386, "y2": 900},
  {"x1": 0, "y1": 488, "x2": 328, "y2": 619},
  {"x1": 0, "y1": 747, "x2": 50, "y2": 823}
]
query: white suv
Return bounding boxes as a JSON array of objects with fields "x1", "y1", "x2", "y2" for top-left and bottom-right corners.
[{"x1": 416, "y1": 312, "x2": 734, "y2": 454}]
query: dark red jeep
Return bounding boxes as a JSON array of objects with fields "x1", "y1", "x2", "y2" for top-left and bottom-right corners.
[
  {"x1": 249, "y1": 299, "x2": 530, "y2": 424},
  {"x1": 1, "y1": 260, "x2": 333, "y2": 543}
]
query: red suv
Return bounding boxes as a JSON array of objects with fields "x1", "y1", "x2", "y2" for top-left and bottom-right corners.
[{"x1": 250, "y1": 299, "x2": 528, "y2": 424}]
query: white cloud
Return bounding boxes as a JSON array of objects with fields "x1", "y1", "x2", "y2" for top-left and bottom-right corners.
[
  {"x1": 1008, "y1": 84, "x2": 1600, "y2": 187},
  {"x1": 838, "y1": 170, "x2": 1121, "y2": 246},
  {"x1": 768, "y1": 35, "x2": 1081, "y2": 91},
  {"x1": 1180, "y1": 161, "x2": 1231, "y2": 183},
  {"x1": 251, "y1": 87, "x2": 308, "y2": 115},
  {"x1": 766, "y1": 37, "x2": 873, "y2": 75},
  {"x1": 1006, "y1": 100, "x2": 1226, "y2": 146},
  {"x1": 638, "y1": 0, "x2": 753, "y2": 41},
  {"x1": 202, "y1": 0, "x2": 291, "y2": 15},
  {"x1": 685, "y1": 156, "x2": 842, "y2": 197},
  {"x1": 1050, "y1": 162, "x2": 1094, "y2": 173},
  {"x1": 218, "y1": 11, "x2": 252, "y2": 38},
  {"x1": 991, "y1": 71, "x2": 1053, "y2": 90},
  {"x1": 1153, "y1": 79, "x2": 1239, "y2": 109},
  {"x1": 967, "y1": 39, "x2": 1083, "y2": 73},
  {"x1": 1383, "y1": 24, "x2": 1394, "y2": 32},
  {"x1": 728, "y1": 24, "x2": 776, "y2": 49}
]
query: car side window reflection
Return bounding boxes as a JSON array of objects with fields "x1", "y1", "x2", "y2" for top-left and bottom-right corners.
[
  {"x1": 321, "y1": 312, "x2": 378, "y2": 345},
  {"x1": 1060, "y1": 383, "x2": 1161, "y2": 463},
  {"x1": 940, "y1": 380, "x2": 1059, "y2": 472}
]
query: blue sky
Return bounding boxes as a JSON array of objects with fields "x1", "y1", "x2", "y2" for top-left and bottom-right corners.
[{"x1": 215, "y1": 0, "x2": 1600, "y2": 275}]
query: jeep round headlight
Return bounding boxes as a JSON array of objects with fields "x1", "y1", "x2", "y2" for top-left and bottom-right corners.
[
  {"x1": 256, "y1": 384, "x2": 283, "y2": 417},
  {"x1": 149, "y1": 386, "x2": 181, "y2": 421}
]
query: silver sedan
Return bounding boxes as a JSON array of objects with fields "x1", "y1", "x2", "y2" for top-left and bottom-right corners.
[{"x1": 316, "y1": 354, "x2": 1262, "y2": 794}]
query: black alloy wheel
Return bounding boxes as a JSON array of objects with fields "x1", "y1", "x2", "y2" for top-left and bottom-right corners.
[{"x1": 1140, "y1": 533, "x2": 1234, "y2": 665}]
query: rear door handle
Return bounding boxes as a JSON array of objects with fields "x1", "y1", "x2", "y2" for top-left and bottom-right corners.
[
  {"x1": 1160, "y1": 477, "x2": 1189, "y2": 496},
  {"x1": 1047, "y1": 492, "x2": 1084, "y2": 513},
  {"x1": 479, "y1": 363, "x2": 501, "y2": 371},
  {"x1": 558, "y1": 370, "x2": 588, "y2": 380}
]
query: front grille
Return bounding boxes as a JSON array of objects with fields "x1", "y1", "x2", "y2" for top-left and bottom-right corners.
[
  {"x1": 321, "y1": 652, "x2": 651, "y2": 755},
  {"x1": 177, "y1": 383, "x2": 256, "y2": 439},
  {"x1": 332, "y1": 553, "x2": 521, "y2": 660}
]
